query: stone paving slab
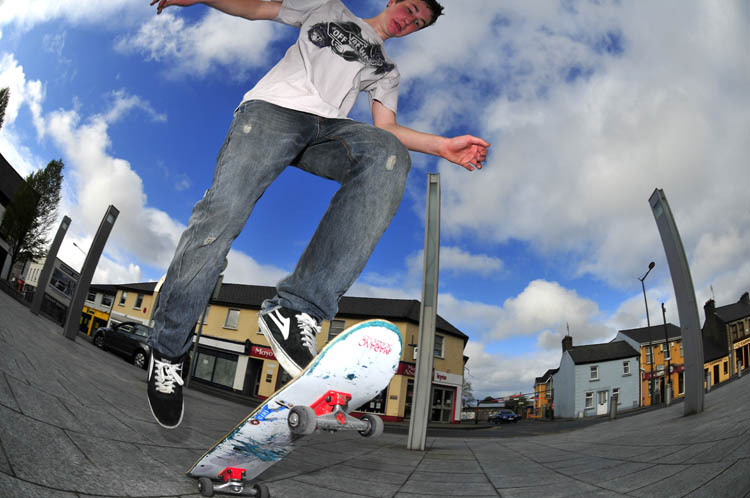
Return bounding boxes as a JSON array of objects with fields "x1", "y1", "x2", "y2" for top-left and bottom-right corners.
[{"x1": 1, "y1": 291, "x2": 750, "y2": 498}]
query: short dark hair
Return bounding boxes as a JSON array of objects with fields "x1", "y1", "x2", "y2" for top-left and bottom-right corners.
[{"x1": 396, "y1": 0, "x2": 445, "y2": 28}]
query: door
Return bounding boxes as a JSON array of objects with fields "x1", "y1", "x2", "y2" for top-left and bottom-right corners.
[
  {"x1": 430, "y1": 386, "x2": 455, "y2": 423},
  {"x1": 596, "y1": 390, "x2": 608, "y2": 416}
]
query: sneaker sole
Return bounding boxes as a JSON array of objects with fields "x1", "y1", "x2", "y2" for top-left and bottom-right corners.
[{"x1": 258, "y1": 314, "x2": 302, "y2": 378}]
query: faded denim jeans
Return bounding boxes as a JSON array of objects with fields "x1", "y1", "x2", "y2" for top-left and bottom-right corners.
[{"x1": 150, "y1": 100, "x2": 411, "y2": 358}]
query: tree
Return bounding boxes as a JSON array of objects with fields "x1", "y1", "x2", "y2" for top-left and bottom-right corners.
[
  {"x1": 0, "y1": 159, "x2": 64, "y2": 278},
  {"x1": 0, "y1": 87, "x2": 9, "y2": 130},
  {"x1": 462, "y1": 380, "x2": 476, "y2": 407}
]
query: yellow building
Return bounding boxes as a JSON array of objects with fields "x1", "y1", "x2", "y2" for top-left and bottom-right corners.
[
  {"x1": 614, "y1": 324, "x2": 685, "y2": 407},
  {"x1": 702, "y1": 293, "x2": 750, "y2": 382},
  {"x1": 107, "y1": 282, "x2": 469, "y2": 423},
  {"x1": 79, "y1": 284, "x2": 117, "y2": 336},
  {"x1": 531, "y1": 368, "x2": 556, "y2": 418}
]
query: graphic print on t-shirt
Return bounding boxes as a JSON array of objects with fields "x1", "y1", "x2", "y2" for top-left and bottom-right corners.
[{"x1": 308, "y1": 21, "x2": 395, "y2": 75}]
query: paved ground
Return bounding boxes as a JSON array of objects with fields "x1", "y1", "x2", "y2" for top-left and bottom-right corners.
[{"x1": 1, "y1": 290, "x2": 748, "y2": 497}]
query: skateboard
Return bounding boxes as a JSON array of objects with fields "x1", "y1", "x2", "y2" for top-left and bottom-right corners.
[{"x1": 187, "y1": 319, "x2": 403, "y2": 497}]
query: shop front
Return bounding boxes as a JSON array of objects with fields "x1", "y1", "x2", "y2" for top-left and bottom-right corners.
[{"x1": 395, "y1": 362, "x2": 463, "y2": 424}]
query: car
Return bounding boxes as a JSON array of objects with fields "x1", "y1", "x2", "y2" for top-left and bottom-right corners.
[
  {"x1": 489, "y1": 409, "x2": 521, "y2": 424},
  {"x1": 93, "y1": 321, "x2": 153, "y2": 369}
]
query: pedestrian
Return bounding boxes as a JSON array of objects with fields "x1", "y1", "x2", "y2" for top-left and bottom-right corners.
[{"x1": 146, "y1": 0, "x2": 490, "y2": 429}]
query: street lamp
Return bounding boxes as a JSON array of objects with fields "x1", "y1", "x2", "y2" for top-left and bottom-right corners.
[
  {"x1": 662, "y1": 302, "x2": 672, "y2": 405},
  {"x1": 639, "y1": 261, "x2": 655, "y2": 404},
  {"x1": 72, "y1": 242, "x2": 87, "y2": 255}
]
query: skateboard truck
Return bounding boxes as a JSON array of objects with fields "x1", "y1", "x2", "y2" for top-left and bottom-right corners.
[
  {"x1": 287, "y1": 390, "x2": 384, "y2": 438},
  {"x1": 197, "y1": 467, "x2": 269, "y2": 497}
]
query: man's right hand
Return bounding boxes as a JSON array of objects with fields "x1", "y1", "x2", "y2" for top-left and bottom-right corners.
[{"x1": 150, "y1": 0, "x2": 201, "y2": 15}]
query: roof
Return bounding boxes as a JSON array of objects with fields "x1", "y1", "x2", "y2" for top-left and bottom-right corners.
[
  {"x1": 713, "y1": 294, "x2": 750, "y2": 324},
  {"x1": 618, "y1": 323, "x2": 682, "y2": 344},
  {"x1": 0, "y1": 152, "x2": 26, "y2": 205},
  {"x1": 567, "y1": 341, "x2": 639, "y2": 365},
  {"x1": 89, "y1": 283, "x2": 118, "y2": 295},
  {"x1": 535, "y1": 368, "x2": 558, "y2": 384},
  {"x1": 111, "y1": 282, "x2": 468, "y2": 341}
]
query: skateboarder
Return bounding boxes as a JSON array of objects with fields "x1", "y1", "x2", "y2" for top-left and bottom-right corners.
[{"x1": 146, "y1": 0, "x2": 490, "y2": 429}]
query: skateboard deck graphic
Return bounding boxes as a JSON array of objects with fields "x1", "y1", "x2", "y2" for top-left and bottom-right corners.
[{"x1": 187, "y1": 319, "x2": 402, "y2": 485}]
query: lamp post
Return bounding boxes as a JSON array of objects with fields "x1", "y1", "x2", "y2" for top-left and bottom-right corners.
[
  {"x1": 662, "y1": 302, "x2": 672, "y2": 405},
  {"x1": 639, "y1": 261, "x2": 655, "y2": 404}
]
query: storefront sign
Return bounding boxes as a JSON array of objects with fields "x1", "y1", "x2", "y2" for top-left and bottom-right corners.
[
  {"x1": 250, "y1": 345, "x2": 276, "y2": 361},
  {"x1": 397, "y1": 362, "x2": 416, "y2": 377}
]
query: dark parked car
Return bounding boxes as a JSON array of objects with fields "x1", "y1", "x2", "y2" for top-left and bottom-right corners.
[
  {"x1": 489, "y1": 409, "x2": 521, "y2": 424},
  {"x1": 93, "y1": 321, "x2": 152, "y2": 369}
]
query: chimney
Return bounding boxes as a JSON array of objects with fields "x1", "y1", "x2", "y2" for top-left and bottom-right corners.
[
  {"x1": 562, "y1": 335, "x2": 573, "y2": 353},
  {"x1": 704, "y1": 299, "x2": 715, "y2": 320},
  {"x1": 740, "y1": 292, "x2": 749, "y2": 305}
]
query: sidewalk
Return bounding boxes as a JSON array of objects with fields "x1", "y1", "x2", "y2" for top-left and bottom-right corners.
[{"x1": 0, "y1": 290, "x2": 748, "y2": 497}]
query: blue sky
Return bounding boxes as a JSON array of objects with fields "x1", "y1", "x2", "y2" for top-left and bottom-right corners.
[{"x1": 2, "y1": 1, "x2": 749, "y2": 400}]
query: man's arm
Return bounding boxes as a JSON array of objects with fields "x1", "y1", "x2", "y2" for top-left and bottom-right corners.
[
  {"x1": 151, "y1": 0, "x2": 282, "y2": 20},
  {"x1": 371, "y1": 100, "x2": 489, "y2": 171}
]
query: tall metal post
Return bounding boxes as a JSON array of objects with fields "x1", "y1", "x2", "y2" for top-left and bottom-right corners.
[
  {"x1": 649, "y1": 189, "x2": 704, "y2": 415},
  {"x1": 407, "y1": 174, "x2": 440, "y2": 451},
  {"x1": 62, "y1": 205, "x2": 119, "y2": 341},
  {"x1": 30, "y1": 216, "x2": 71, "y2": 316}
]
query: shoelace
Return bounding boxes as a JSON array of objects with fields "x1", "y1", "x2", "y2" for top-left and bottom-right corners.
[
  {"x1": 296, "y1": 313, "x2": 321, "y2": 355},
  {"x1": 153, "y1": 358, "x2": 184, "y2": 394}
]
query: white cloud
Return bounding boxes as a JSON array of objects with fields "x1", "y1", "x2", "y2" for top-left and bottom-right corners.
[
  {"x1": 406, "y1": 245, "x2": 504, "y2": 279},
  {"x1": 392, "y1": 1, "x2": 750, "y2": 299},
  {"x1": 115, "y1": 9, "x2": 281, "y2": 79},
  {"x1": 0, "y1": 1, "x2": 147, "y2": 31}
]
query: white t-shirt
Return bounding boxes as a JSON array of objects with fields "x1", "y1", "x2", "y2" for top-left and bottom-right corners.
[{"x1": 241, "y1": 0, "x2": 400, "y2": 119}]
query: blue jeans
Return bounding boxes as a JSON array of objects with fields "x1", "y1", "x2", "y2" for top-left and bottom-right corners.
[{"x1": 150, "y1": 101, "x2": 411, "y2": 358}]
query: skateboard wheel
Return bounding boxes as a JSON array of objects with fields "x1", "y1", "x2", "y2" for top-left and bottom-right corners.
[
  {"x1": 252, "y1": 482, "x2": 270, "y2": 497},
  {"x1": 358, "y1": 413, "x2": 384, "y2": 438},
  {"x1": 288, "y1": 405, "x2": 316, "y2": 435},
  {"x1": 197, "y1": 477, "x2": 214, "y2": 497}
]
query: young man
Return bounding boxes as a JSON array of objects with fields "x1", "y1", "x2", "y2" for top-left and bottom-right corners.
[{"x1": 146, "y1": 0, "x2": 489, "y2": 429}]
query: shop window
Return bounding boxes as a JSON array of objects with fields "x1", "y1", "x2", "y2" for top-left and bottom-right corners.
[
  {"x1": 224, "y1": 309, "x2": 240, "y2": 330},
  {"x1": 194, "y1": 349, "x2": 237, "y2": 389},
  {"x1": 359, "y1": 387, "x2": 387, "y2": 414}
]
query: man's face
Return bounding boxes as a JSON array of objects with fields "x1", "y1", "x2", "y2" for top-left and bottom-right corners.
[{"x1": 384, "y1": 0, "x2": 433, "y2": 38}]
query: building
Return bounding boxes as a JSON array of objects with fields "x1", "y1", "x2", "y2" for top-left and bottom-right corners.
[
  {"x1": 553, "y1": 336, "x2": 639, "y2": 418},
  {"x1": 106, "y1": 282, "x2": 469, "y2": 423},
  {"x1": 613, "y1": 323, "x2": 684, "y2": 407},
  {"x1": 0, "y1": 152, "x2": 30, "y2": 281},
  {"x1": 80, "y1": 284, "x2": 117, "y2": 336},
  {"x1": 22, "y1": 257, "x2": 80, "y2": 324},
  {"x1": 702, "y1": 292, "x2": 750, "y2": 380},
  {"x1": 532, "y1": 368, "x2": 557, "y2": 419}
]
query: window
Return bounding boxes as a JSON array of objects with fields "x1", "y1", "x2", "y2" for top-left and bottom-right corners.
[
  {"x1": 134, "y1": 293, "x2": 144, "y2": 309},
  {"x1": 224, "y1": 309, "x2": 240, "y2": 329},
  {"x1": 590, "y1": 366, "x2": 599, "y2": 381},
  {"x1": 678, "y1": 371, "x2": 685, "y2": 395},
  {"x1": 585, "y1": 392, "x2": 594, "y2": 409},
  {"x1": 724, "y1": 361, "x2": 728, "y2": 375},
  {"x1": 87, "y1": 291, "x2": 96, "y2": 303},
  {"x1": 680, "y1": 341, "x2": 684, "y2": 359},
  {"x1": 434, "y1": 334, "x2": 444, "y2": 358},
  {"x1": 612, "y1": 388, "x2": 620, "y2": 403},
  {"x1": 646, "y1": 345, "x2": 653, "y2": 365},
  {"x1": 328, "y1": 319, "x2": 345, "y2": 341},
  {"x1": 201, "y1": 305, "x2": 210, "y2": 325},
  {"x1": 119, "y1": 291, "x2": 128, "y2": 306},
  {"x1": 102, "y1": 295, "x2": 113, "y2": 307},
  {"x1": 623, "y1": 361, "x2": 631, "y2": 375},
  {"x1": 664, "y1": 342, "x2": 671, "y2": 360}
]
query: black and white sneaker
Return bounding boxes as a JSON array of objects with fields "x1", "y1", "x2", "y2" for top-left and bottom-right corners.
[
  {"x1": 258, "y1": 306, "x2": 321, "y2": 377},
  {"x1": 147, "y1": 351, "x2": 185, "y2": 429}
]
